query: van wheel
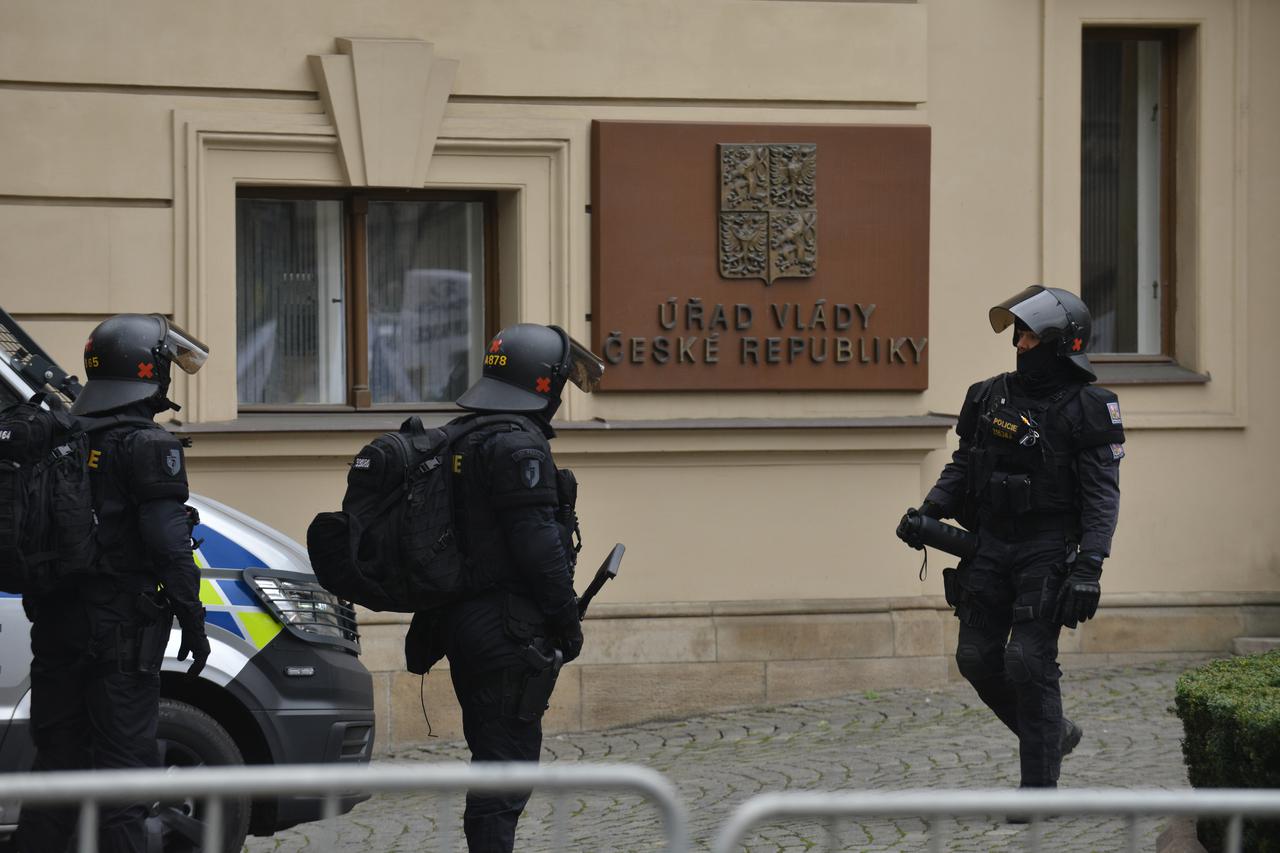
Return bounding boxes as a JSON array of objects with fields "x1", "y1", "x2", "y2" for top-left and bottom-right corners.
[{"x1": 146, "y1": 698, "x2": 251, "y2": 853}]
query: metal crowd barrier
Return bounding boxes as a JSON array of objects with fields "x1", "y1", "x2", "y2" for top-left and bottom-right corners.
[
  {"x1": 0, "y1": 761, "x2": 688, "y2": 853},
  {"x1": 711, "y1": 788, "x2": 1280, "y2": 853},
  {"x1": 5, "y1": 765, "x2": 1280, "y2": 853}
]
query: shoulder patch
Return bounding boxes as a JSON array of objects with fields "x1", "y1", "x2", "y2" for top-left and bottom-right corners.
[
  {"x1": 128, "y1": 427, "x2": 190, "y2": 502},
  {"x1": 1111, "y1": 442, "x2": 1125, "y2": 460},
  {"x1": 1107, "y1": 401, "x2": 1122, "y2": 425}
]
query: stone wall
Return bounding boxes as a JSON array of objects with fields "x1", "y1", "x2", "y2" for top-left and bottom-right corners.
[{"x1": 358, "y1": 594, "x2": 1280, "y2": 754}]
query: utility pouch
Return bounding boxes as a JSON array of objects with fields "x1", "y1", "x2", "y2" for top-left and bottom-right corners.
[
  {"x1": 941, "y1": 567, "x2": 963, "y2": 609},
  {"x1": 502, "y1": 593, "x2": 545, "y2": 644},
  {"x1": 113, "y1": 625, "x2": 141, "y2": 673},
  {"x1": 988, "y1": 472, "x2": 1033, "y2": 515},
  {"x1": 1006, "y1": 474, "x2": 1032, "y2": 514},
  {"x1": 954, "y1": 564, "x2": 990, "y2": 628},
  {"x1": 555, "y1": 468, "x2": 582, "y2": 565}
]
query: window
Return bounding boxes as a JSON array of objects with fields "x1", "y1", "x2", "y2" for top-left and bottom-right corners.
[
  {"x1": 235, "y1": 190, "x2": 496, "y2": 409},
  {"x1": 1081, "y1": 28, "x2": 1177, "y2": 356}
]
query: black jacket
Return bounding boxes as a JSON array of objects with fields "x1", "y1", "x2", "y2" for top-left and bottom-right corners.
[
  {"x1": 926, "y1": 373, "x2": 1124, "y2": 555},
  {"x1": 81, "y1": 410, "x2": 202, "y2": 621}
]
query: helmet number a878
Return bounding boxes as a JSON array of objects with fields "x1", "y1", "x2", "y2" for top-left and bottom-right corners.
[{"x1": 484, "y1": 354, "x2": 508, "y2": 366}]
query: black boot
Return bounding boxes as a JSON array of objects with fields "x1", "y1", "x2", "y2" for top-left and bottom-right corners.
[{"x1": 1060, "y1": 718, "x2": 1083, "y2": 757}]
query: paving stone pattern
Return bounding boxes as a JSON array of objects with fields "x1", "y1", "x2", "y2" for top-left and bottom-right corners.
[{"x1": 245, "y1": 656, "x2": 1209, "y2": 852}]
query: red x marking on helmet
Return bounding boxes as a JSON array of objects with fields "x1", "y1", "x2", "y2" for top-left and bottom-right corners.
[
  {"x1": 1072, "y1": 338, "x2": 1083, "y2": 352},
  {"x1": 84, "y1": 339, "x2": 93, "y2": 352},
  {"x1": 535, "y1": 377, "x2": 551, "y2": 393},
  {"x1": 137, "y1": 362, "x2": 155, "y2": 379},
  {"x1": 490, "y1": 338, "x2": 503, "y2": 353}
]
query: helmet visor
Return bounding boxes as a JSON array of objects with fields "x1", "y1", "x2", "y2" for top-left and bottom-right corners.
[
  {"x1": 988, "y1": 287, "x2": 1068, "y2": 337},
  {"x1": 565, "y1": 335, "x2": 605, "y2": 393},
  {"x1": 157, "y1": 318, "x2": 209, "y2": 374}
]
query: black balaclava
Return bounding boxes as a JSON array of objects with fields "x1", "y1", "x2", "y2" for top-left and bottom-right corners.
[
  {"x1": 1014, "y1": 322, "x2": 1074, "y2": 397},
  {"x1": 1013, "y1": 338, "x2": 1075, "y2": 394}
]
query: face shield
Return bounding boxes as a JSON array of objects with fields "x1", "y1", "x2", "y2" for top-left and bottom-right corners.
[
  {"x1": 988, "y1": 287, "x2": 1069, "y2": 338},
  {"x1": 558, "y1": 330, "x2": 605, "y2": 393},
  {"x1": 153, "y1": 316, "x2": 209, "y2": 374}
]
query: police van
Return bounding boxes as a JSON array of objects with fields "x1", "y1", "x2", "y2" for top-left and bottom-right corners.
[{"x1": 0, "y1": 311, "x2": 375, "y2": 852}]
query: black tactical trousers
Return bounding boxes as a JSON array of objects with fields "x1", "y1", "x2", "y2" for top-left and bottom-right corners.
[
  {"x1": 953, "y1": 529, "x2": 1069, "y2": 788},
  {"x1": 17, "y1": 592, "x2": 163, "y2": 853},
  {"x1": 450, "y1": 666, "x2": 543, "y2": 853}
]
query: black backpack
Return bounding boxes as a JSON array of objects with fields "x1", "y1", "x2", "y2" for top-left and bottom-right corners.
[
  {"x1": 306, "y1": 414, "x2": 522, "y2": 612},
  {"x1": 0, "y1": 394, "x2": 97, "y2": 594}
]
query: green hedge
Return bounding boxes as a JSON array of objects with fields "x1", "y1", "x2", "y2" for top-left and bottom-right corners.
[{"x1": 1174, "y1": 650, "x2": 1280, "y2": 852}]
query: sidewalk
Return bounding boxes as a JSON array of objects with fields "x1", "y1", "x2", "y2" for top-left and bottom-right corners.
[{"x1": 247, "y1": 655, "x2": 1210, "y2": 852}]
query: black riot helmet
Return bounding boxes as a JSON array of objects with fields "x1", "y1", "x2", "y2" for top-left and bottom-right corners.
[
  {"x1": 457, "y1": 323, "x2": 604, "y2": 418},
  {"x1": 988, "y1": 285, "x2": 1095, "y2": 381},
  {"x1": 71, "y1": 313, "x2": 209, "y2": 416}
]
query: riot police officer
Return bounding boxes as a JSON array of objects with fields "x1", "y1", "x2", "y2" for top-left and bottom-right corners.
[
  {"x1": 404, "y1": 323, "x2": 604, "y2": 853},
  {"x1": 17, "y1": 314, "x2": 210, "y2": 853},
  {"x1": 897, "y1": 286, "x2": 1124, "y2": 793}
]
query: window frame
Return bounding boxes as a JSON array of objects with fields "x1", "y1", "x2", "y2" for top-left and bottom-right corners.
[
  {"x1": 1081, "y1": 26, "x2": 1179, "y2": 362},
  {"x1": 235, "y1": 186, "x2": 500, "y2": 413}
]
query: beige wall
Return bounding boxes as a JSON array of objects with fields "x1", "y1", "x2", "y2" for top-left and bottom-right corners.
[{"x1": 3, "y1": 0, "x2": 1277, "y2": 745}]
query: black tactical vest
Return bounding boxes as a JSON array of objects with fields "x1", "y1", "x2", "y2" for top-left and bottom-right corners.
[
  {"x1": 966, "y1": 375, "x2": 1084, "y2": 521},
  {"x1": 449, "y1": 419, "x2": 577, "y2": 599}
]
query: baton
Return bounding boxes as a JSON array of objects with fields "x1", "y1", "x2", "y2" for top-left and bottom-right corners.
[{"x1": 577, "y1": 543, "x2": 624, "y2": 618}]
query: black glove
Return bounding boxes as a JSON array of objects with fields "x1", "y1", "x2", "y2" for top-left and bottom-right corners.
[
  {"x1": 547, "y1": 599, "x2": 584, "y2": 664},
  {"x1": 1056, "y1": 552, "x2": 1103, "y2": 626},
  {"x1": 895, "y1": 501, "x2": 942, "y2": 550},
  {"x1": 176, "y1": 607, "x2": 211, "y2": 677}
]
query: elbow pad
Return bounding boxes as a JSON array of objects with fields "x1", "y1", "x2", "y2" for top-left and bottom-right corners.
[{"x1": 128, "y1": 428, "x2": 191, "y2": 503}]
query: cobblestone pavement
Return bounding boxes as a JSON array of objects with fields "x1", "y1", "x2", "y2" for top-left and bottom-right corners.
[{"x1": 245, "y1": 656, "x2": 1208, "y2": 852}]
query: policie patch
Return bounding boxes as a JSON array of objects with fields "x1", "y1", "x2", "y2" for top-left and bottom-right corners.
[
  {"x1": 1111, "y1": 443, "x2": 1126, "y2": 460},
  {"x1": 1107, "y1": 401, "x2": 1123, "y2": 425}
]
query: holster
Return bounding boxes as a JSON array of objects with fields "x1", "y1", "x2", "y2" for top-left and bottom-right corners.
[
  {"x1": 100, "y1": 591, "x2": 170, "y2": 674},
  {"x1": 514, "y1": 640, "x2": 563, "y2": 722},
  {"x1": 133, "y1": 590, "x2": 172, "y2": 674}
]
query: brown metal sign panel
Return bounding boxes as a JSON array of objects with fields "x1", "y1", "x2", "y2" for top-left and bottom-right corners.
[{"x1": 591, "y1": 120, "x2": 930, "y2": 392}]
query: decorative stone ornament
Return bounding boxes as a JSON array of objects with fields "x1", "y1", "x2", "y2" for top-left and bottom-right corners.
[{"x1": 309, "y1": 38, "x2": 459, "y2": 187}]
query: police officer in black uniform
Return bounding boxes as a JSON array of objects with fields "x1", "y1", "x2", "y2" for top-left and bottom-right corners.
[
  {"x1": 404, "y1": 323, "x2": 604, "y2": 853},
  {"x1": 897, "y1": 286, "x2": 1124, "y2": 793},
  {"x1": 17, "y1": 314, "x2": 211, "y2": 853}
]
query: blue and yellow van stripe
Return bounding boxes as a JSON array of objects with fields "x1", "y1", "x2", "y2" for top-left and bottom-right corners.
[
  {"x1": 199, "y1": 577, "x2": 281, "y2": 650},
  {"x1": 193, "y1": 524, "x2": 281, "y2": 650}
]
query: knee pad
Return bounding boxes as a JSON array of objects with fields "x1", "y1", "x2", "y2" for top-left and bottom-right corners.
[{"x1": 956, "y1": 642, "x2": 999, "y2": 682}]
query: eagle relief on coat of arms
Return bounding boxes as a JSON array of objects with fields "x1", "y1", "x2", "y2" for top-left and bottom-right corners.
[{"x1": 718, "y1": 143, "x2": 817, "y2": 285}]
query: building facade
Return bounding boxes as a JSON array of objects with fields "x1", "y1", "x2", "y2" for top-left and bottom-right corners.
[{"x1": 2, "y1": 0, "x2": 1277, "y2": 753}]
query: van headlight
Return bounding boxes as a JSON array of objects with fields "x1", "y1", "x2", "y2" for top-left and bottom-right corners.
[{"x1": 245, "y1": 571, "x2": 361, "y2": 652}]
